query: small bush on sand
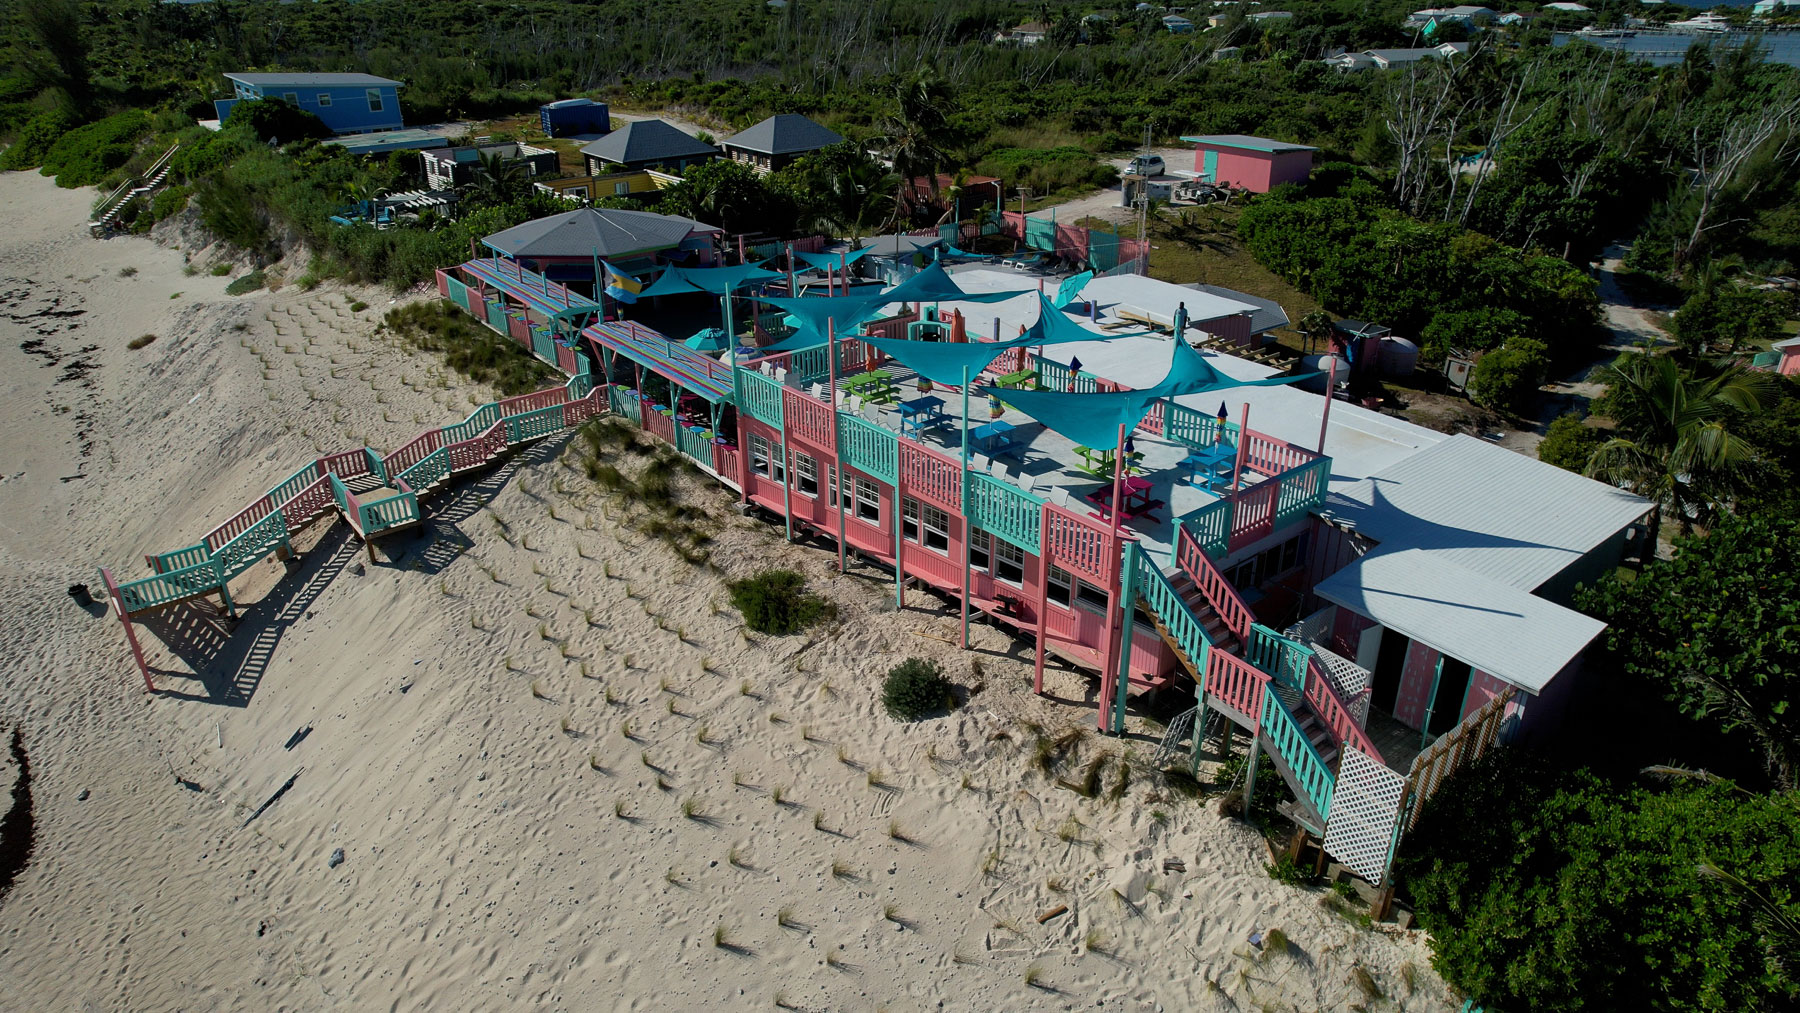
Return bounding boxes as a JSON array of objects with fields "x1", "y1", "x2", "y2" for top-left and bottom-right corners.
[
  {"x1": 882, "y1": 657, "x2": 952, "y2": 721},
  {"x1": 127, "y1": 334, "x2": 157, "y2": 350},
  {"x1": 224, "y1": 270, "x2": 267, "y2": 296},
  {"x1": 727, "y1": 569, "x2": 834, "y2": 636}
]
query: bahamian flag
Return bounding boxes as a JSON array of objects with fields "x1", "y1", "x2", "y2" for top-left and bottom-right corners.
[{"x1": 601, "y1": 260, "x2": 643, "y2": 304}]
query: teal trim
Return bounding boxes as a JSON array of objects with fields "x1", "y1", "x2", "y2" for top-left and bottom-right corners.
[
  {"x1": 736, "y1": 367, "x2": 785, "y2": 427},
  {"x1": 112, "y1": 557, "x2": 226, "y2": 613},
  {"x1": 362, "y1": 447, "x2": 388, "y2": 485},
  {"x1": 1260, "y1": 683, "x2": 1334, "y2": 818},
  {"x1": 1112, "y1": 541, "x2": 1140, "y2": 733},
  {"x1": 966, "y1": 473, "x2": 1043, "y2": 554},
  {"x1": 838, "y1": 413, "x2": 897, "y2": 484}
]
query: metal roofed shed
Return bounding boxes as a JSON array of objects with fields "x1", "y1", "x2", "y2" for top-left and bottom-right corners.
[
  {"x1": 481, "y1": 207, "x2": 721, "y2": 261},
  {"x1": 1312, "y1": 548, "x2": 1606, "y2": 693},
  {"x1": 1188, "y1": 283, "x2": 1290, "y2": 338},
  {"x1": 720, "y1": 114, "x2": 843, "y2": 157},
  {"x1": 1324, "y1": 434, "x2": 1652, "y2": 594},
  {"x1": 224, "y1": 72, "x2": 402, "y2": 87},
  {"x1": 324, "y1": 127, "x2": 462, "y2": 155},
  {"x1": 1179, "y1": 134, "x2": 1319, "y2": 192}
]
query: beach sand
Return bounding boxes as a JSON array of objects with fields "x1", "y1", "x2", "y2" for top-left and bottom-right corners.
[{"x1": 0, "y1": 169, "x2": 1455, "y2": 1011}]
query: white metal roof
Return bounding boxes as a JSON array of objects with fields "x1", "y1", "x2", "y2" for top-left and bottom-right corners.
[
  {"x1": 1326, "y1": 434, "x2": 1650, "y2": 592},
  {"x1": 1313, "y1": 549, "x2": 1605, "y2": 692}
]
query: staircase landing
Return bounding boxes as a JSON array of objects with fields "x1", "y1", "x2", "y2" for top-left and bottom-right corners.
[{"x1": 1362, "y1": 708, "x2": 1424, "y2": 774}]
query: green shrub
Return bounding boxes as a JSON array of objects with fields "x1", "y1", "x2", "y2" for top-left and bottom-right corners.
[
  {"x1": 881, "y1": 657, "x2": 953, "y2": 721},
  {"x1": 39, "y1": 110, "x2": 151, "y2": 188},
  {"x1": 974, "y1": 146, "x2": 1117, "y2": 196},
  {"x1": 726, "y1": 569, "x2": 834, "y2": 636},
  {"x1": 381, "y1": 301, "x2": 557, "y2": 396},
  {"x1": 1396, "y1": 752, "x2": 1800, "y2": 1012},
  {"x1": 127, "y1": 334, "x2": 156, "y2": 350},
  {"x1": 1538, "y1": 412, "x2": 1606, "y2": 473},
  {"x1": 149, "y1": 184, "x2": 191, "y2": 223},
  {"x1": 209, "y1": 263, "x2": 230, "y2": 276},
  {"x1": 1265, "y1": 855, "x2": 1315, "y2": 887},
  {"x1": 0, "y1": 108, "x2": 76, "y2": 171},
  {"x1": 224, "y1": 270, "x2": 266, "y2": 295},
  {"x1": 1470, "y1": 337, "x2": 1548, "y2": 414}
]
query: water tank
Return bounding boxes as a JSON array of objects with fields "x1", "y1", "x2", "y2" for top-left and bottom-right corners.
[
  {"x1": 1296, "y1": 354, "x2": 1350, "y2": 393},
  {"x1": 1379, "y1": 336, "x2": 1419, "y2": 377}
]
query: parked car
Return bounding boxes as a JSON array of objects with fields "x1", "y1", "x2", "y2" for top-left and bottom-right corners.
[{"x1": 1125, "y1": 154, "x2": 1165, "y2": 177}]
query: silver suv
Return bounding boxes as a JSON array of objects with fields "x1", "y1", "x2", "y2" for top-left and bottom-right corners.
[{"x1": 1126, "y1": 154, "x2": 1166, "y2": 177}]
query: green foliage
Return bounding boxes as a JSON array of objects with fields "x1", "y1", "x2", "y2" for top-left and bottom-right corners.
[
  {"x1": 1578, "y1": 511, "x2": 1800, "y2": 790},
  {"x1": 224, "y1": 271, "x2": 266, "y2": 296},
  {"x1": 973, "y1": 146, "x2": 1117, "y2": 198},
  {"x1": 655, "y1": 158, "x2": 795, "y2": 236},
  {"x1": 1396, "y1": 752, "x2": 1800, "y2": 1012},
  {"x1": 726, "y1": 569, "x2": 834, "y2": 636},
  {"x1": 881, "y1": 657, "x2": 952, "y2": 721},
  {"x1": 148, "y1": 184, "x2": 190, "y2": 223},
  {"x1": 1264, "y1": 855, "x2": 1316, "y2": 887},
  {"x1": 1238, "y1": 191, "x2": 1601, "y2": 367},
  {"x1": 0, "y1": 108, "x2": 76, "y2": 171},
  {"x1": 1470, "y1": 337, "x2": 1548, "y2": 413},
  {"x1": 381, "y1": 302, "x2": 556, "y2": 396},
  {"x1": 1537, "y1": 412, "x2": 1606, "y2": 473},
  {"x1": 37, "y1": 109, "x2": 149, "y2": 188},
  {"x1": 226, "y1": 98, "x2": 333, "y2": 145},
  {"x1": 1672, "y1": 284, "x2": 1790, "y2": 357}
]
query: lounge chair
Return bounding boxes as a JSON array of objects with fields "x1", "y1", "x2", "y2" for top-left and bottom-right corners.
[{"x1": 810, "y1": 382, "x2": 826, "y2": 401}]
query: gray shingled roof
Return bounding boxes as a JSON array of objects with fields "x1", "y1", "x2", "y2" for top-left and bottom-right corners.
[
  {"x1": 482, "y1": 208, "x2": 718, "y2": 260},
  {"x1": 225, "y1": 72, "x2": 402, "y2": 87},
  {"x1": 721, "y1": 114, "x2": 844, "y2": 156},
  {"x1": 580, "y1": 120, "x2": 719, "y2": 165}
]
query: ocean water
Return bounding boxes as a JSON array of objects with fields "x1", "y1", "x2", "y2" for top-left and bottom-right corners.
[{"x1": 1553, "y1": 30, "x2": 1800, "y2": 67}]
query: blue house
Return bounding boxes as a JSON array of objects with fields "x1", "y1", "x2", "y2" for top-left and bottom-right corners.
[{"x1": 214, "y1": 73, "x2": 405, "y2": 135}]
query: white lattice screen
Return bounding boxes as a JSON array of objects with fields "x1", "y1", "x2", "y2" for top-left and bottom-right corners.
[
  {"x1": 1322, "y1": 746, "x2": 1408, "y2": 884},
  {"x1": 1403, "y1": 687, "x2": 1515, "y2": 832}
]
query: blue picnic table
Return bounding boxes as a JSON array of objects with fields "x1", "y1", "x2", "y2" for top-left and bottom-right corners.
[
  {"x1": 972, "y1": 419, "x2": 1017, "y2": 455},
  {"x1": 1180, "y1": 443, "x2": 1237, "y2": 489},
  {"x1": 896, "y1": 395, "x2": 946, "y2": 438}
]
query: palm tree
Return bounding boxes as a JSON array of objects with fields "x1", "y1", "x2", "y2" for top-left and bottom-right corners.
[
  {"x1": 878, "y1": 73, "x2": 953, "y2": 206},
  {"x1": 468, "y1": 151, "x2": 529, "y2": 206},
  {"x1": 808, "y1": 161, "x2": 902, "y2": 247},
  {"x1": 1584, "y1": 354, "x2": 1778, "y2": 542}
]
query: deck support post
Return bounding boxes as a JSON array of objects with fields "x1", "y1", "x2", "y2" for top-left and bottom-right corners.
[
  {"x1": 1111, "y1": 540, "x2": 1139, "y2": 734},
  {"x1": 830, "y1": 322, "x2": 846, "y2": 574},
  {"x1": 101, "y1": 569, "x2": 155, "y2": 693},
  {"x1": 1190, "y1": 700, "x2": 1208, "y2": 778},
  {"x1": 1032, "y1": 509, "x2": 1050, "y2": 694},
  {"x1": 779, "y1": 391, "x2": 794, "y2": 544},
  {"x1": 1244, "y1": 732, "x2": 1262, "y2": 822},
  {"x1": 959, "y1": 365, "x2": 971, "y2": 649}
]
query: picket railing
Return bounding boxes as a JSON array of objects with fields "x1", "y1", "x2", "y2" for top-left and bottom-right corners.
[
  {"x1": 1174, "y1": 523, "x2": 1253, "y2": 640},
  {"x1": 115, "y1": 556, "x2": 227, "y2": 613},
  {"x1": 1305, "y1": 653, "x2": 1383, "y2": 763},
  {"x1": 966, "y1": 471, "x2": 1042, "y2": 554},
  {"x1": 1042, "y1": 503, "x2": 1115, "y2": 587},
  {"x1": 1134, "y1": 552, "x2": 1212, "y2": 674},
  {"x1": 1261, "y1": 684, "x2": 1335, "y2": 817},
  {"x1": 1248, "y1": 623, "x2": 1311, "y2": 692},
  {"x1": 1203, "y1": 647, "x2": 1269, "y2": 724}
]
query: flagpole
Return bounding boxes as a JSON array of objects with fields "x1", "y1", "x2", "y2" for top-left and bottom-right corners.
[
  {"x1": 1110, "y1": 422, "x2": 1125, "y2": 538},
  {"x1": 1317, "y1": 355, "x2": 1338, "y2": 454},
  {"x1": 1231, "y1": 403, "x2": 1251, "y2": 493},
  {"x1": 960, "y1": 364, "x2": 971, "y2": 649}
]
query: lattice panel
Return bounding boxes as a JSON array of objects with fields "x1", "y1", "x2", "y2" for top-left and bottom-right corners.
[
  {"x1": 1322, "y1": 746, "x2": 1408, "y2": 885},
  {"x1": 1403, "y1": 687, "x2": 1515, "y2": 832},
  {"x1": 1311, "y1": 645, "x2": 1373, "y2": 727}
]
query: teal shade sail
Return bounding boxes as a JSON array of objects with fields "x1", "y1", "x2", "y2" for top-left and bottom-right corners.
[
  {"x1": 636, "y1": 267, "x2": 703, "y2": 299},
  {"x1": 868, "y1": 261, "x2": 1033, "y2": 306},
  {"x1": 859, "y1": 294, "x2": 1122, "y2": 387},
  {"x1": 752, "y1": 294, "x2": 884, "y2": 346},
  {"x1": 794, "y1": 247, "x2": 872, "y2": 272}
]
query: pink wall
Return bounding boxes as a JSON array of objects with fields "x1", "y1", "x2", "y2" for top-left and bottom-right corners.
[
  {"x1": 1196, "y1": 146, "x2": 1315, "y2": 193},
  {"x1": 1191, "y1": 311, "x2": 1254, "y2": 348},
  {"x1": 1780, "y1": 346, "x2": 1800, "y2": 377},
  {"x1": 1330, "y1": 606, "x2": 1377, "y2": 660},
  {"x1": 1461, "y1": 670, "x2": 1510, "y2": 722},
  {"x1": 1393, "y1": 641, "x2": 1440, "y2": 729}
]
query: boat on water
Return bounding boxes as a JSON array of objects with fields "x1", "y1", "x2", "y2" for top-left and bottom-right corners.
[
  {"x1": 1577, "y1": 27, "x2": 1636, "y2": 38},
  {"x1": 1668, "y1": 12, "x2": 1731, "y2": 33}
]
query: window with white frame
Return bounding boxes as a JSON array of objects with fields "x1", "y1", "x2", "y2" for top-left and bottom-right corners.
[
  {"x1": 366, "y1": 89, "x2": 384, "y2": 112},
  {"x1": 316, "y1": 93, "x2": 332, "y2": 107},
  {"x1": 902, "y1": 498, "x2": 949, "y2": 553},
  {"x1": 1046, "y1": 565, "x2": 1074, "y2": 607},
  {"x1": 794, "y1": 453, "x2": 818, "y2": 497},
  {"x1": 827, "y1": 464, "x2": 840, "y2": 507},
  {"x1": 614, "y1": 181, "x2": 630, "y2": 195},
  {"x1": 853, "y1": 478, "x2": 881, "y2": 523},
  {"x1": 282, "y1": 92, "x2": 299, "y2": 105},
  {"x1": 991, "y1": 535, "x2": 1025, "y2": 584},
  {"x1": 968, "y1": 529, "x2": 992, "y2": 572},
  {"x1": 1074, "y1": 577, "x2": 1110, "y2": 611},
  {"x1": 748, "y1": 433, "x2": 784, "y2": 481}
]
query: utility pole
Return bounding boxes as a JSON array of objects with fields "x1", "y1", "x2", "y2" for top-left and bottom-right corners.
[{"x1": 1133, "y1": 124, "x2": 1152, "y2": 276}]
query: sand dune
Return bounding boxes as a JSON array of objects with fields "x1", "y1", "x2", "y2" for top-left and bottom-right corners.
[{"x1": 0, "y1": 169, "x2": 1454, "y2": 1011}]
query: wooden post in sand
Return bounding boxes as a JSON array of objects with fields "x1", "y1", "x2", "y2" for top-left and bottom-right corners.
[{"x1": 99, "y1": 568, "x2": 155, "y2": 693}]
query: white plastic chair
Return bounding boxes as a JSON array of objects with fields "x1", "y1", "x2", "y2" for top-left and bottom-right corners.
[
  {"x1": 845, "y1": 394, "x2": 863, "y2": 416},
  {"x1": 774, "y1": 367, "x2": 788, "y2": 385},
  {"x1": 1049, "y1": 487, "x2": 1072, "y2": 509},
  {"x1": 863, "y1": 405, "x2": 886, "y2": 428},
  {"x1": 970, "y1": 453, "x2": 991, "y2": 475},
  {"x1": 1017, "y1": 472, "x2": 1037, "y2": 494},
  {"x1": 810, "y1": 382, "x2": 825, "y2": 401},
  {"x1": 989, "y1": 464, "x2": 1012, "y2": 484}
]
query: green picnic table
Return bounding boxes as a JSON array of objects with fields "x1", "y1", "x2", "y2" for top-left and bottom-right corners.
[
  {"x1": 997, "y1": 368, "x2": 1038, "y2": 390},
  {"x1": 844, "y1": 370, "x2": 897, "y2": 404}
]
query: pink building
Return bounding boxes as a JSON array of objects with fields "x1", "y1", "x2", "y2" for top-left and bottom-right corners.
[
  {"x1": 1775, "y1": 337, "x2": 1800, "y2": 377},
  {"x1": 1179, "y1": 134, "x2": 1318, "y2": 192}
]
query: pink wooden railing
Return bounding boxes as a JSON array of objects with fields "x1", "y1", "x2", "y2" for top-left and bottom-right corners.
[
  {"x1": 435, "y1": 269, "x2": 451, "y2": 297},
  {"x1": 1137, "y1": 400, "x2": 1166, "y2": 437},
  {"x1": 642, "y1": 406, "x2": 675, "y2": 443},
  {"x1": 204, "y1": 496, "x2": 275, "y2": 553},
  {"x1": 497, "y1": 385, "x2": 569, "y2": 416},
  {"x1": 1228, "y1": 476, "x2": 1280, "y2": 551},
  {"x1": 318, "y1": 447, "x2": 374, "y2": 481},
  {"x1": 1175, "y1": 524, "x2": 1254, "y2": 641},
  {"x1": 556, "y1": 343, "x2": 578, "y2": 374},
  {"x1": 713, "y1": 443, "x2": 743, "y2": 486},
  {"x1": 784, "y1": 387, "x2": 834, "y2": 451},
  {"x1": 281, "y1": 475, "x2": 335, "y2": 531},
  {"x1": 383, "y1": 430, "x2": 442, "y2": 477},
  {"x1": 899, "y1": 442, "x2": 961, "y2": 511},
  {"x1": 1043, "y1": 503, "x2": 1116, "y2": 587},
  {"x1": 862, "y1": 309, "x2": 920, "y2": 342},
  {"x1": 1205, "y1": 648, "x2": 1269, "y2": 724},
  {"x1": 508, "y1": 314, "x2": 531, "y2": 344},
  {"x1": 1304, "y1": 654, "x2": 1383, "y2": 763},
  {"x1": 1238, "y1": 428, "x2": 1318, "y2": 480}
]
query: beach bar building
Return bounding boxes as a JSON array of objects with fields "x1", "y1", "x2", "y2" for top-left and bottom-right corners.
[
  {"x1": 214, "y1": 73, "x2": 405, "y2": 135},
  {"x1": 104, "y1": 250, "x2": 1649, "y2": 891},
  {"x1": 476, "y1": 207, "x2": 723, "y2": 294},
  {"x1": 1178, "y1": 134, "x2": 1318, "y2": 192}
]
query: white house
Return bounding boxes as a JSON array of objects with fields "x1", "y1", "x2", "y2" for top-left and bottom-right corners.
[
  {"x1": 1332, "y1": 43, "x2": 1468, "y2": 70},
  {"x1": 1250, "y1": 11, "x2": 1295, "y2": 21},
  {"x1": 1753, "y1": 0, "x2": 1800, "y2": 14},
  {"x1": 1543, "y1": 2, "x2": 1593, "y2": 11},
  {"x1": 1406, "y1": 5, "x2": 1495, "y2": 25}
]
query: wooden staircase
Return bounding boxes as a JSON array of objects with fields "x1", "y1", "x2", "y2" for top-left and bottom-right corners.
[
  {"x1": 89, "y1": 143, "x2": 179, "y2": 237},
  {"x1": 1165, "y1": 569, "x2": 1240, "y2": 657}
]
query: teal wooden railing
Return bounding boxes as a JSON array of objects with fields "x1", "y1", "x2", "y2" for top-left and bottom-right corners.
[
  {"x1": 214, "y1": 506, "x2": 290, "y2": 582},
  {"x1": 149, "y1": 543, "x2": 211, "y2": 573},
  {"x1": 1033, "y1": 355, "x2": 1102, "y2": 394},
  {"x1": 837, "y1": 412, "x2": 897, "y2": 484},
  {"x1": 1260, "y1": 683, "x2": 1335, "y2": 817},
  {"x1": 966, "y1": 471, "x2": 1043, "y2": 554},
  {"x1": 1132, "y1": 552, "x2": 1213, "y2": 676},
  {"x1": 1181, "y1": 497, "x2": 1233, "y2": 559},
  {"x1": 396, "y1": 446, "x2": 451, "y2": 493},
  {"x1": 736, "y1": 367, "x2": 785, "y2": 427},
  {"x1": 1164, "y1": 401, "x2": 1240, "y2": 450},
  {"x1": 676, "y1": 424, "x2": 714, "y2": 466},
  {"x1": 1248, "y1": 623, "x2": 1311, "y2": 691},
  {"x1": 360, "y1": 491, "x2": 420, "y2": 536},
  {"x1": 1275, "y1": 455, "x2": 1330, "y2": 529},
  {"x1": 115, "y1": 556, "x2": 228, "y2": 613}
]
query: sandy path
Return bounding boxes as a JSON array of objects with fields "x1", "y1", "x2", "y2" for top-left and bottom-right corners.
[{"x1": 0, "y1": 169, "x2": 1452, "y2": 1011}]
